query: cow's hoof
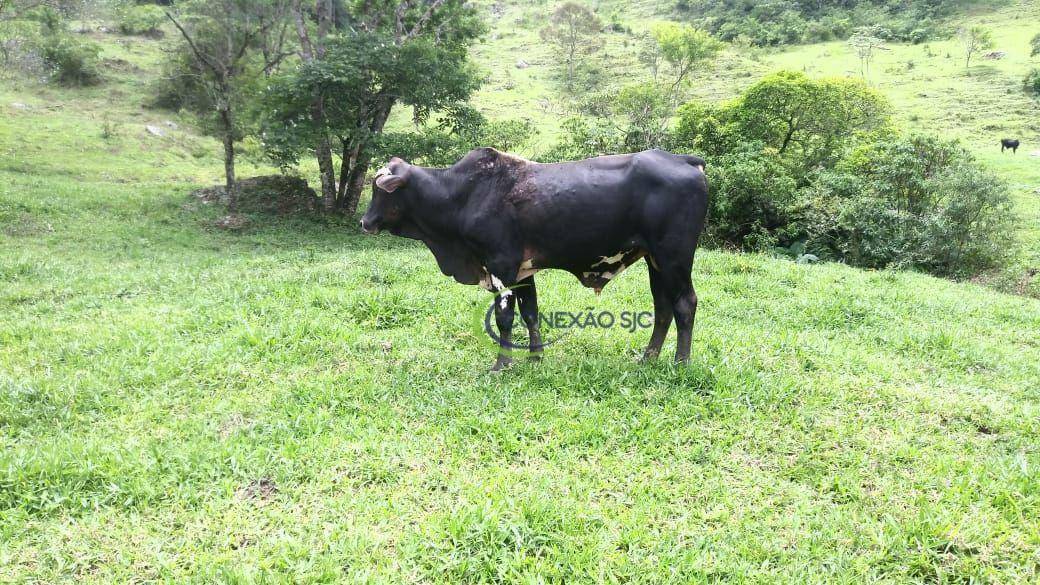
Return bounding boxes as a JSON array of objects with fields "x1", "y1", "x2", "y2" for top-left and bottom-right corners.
[
  {"x1": 640, "y1": 350, "x2": 661, "y2": 363},
  {"x1": 490, "y1": 356, "x2": 514, "y2": 372},
  {"x1": 527, "y1": 353, "x2": 543, "y2": 362}
]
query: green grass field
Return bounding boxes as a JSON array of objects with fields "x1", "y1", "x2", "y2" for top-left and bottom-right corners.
[{"x1": 3, "y1": 2, "x2": 1040, "y2": 582}]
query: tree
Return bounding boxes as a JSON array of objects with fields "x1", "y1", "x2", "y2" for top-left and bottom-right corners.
[
  {"x1": 263, "y1": 0, "x2": 484, "y2": 214},
  {"x1": 615, "y1": 82, "x2": 672, "y2": 151},
  {"x1": 165, "y1": 0, "x2": 291, "y2": 213},
  {"x1": 1030, "y1": 32, "x2": 1040, "y2": 58},
  {"x1": 651, "y1": 23, "x2": 723, "y2": 101},
  {"x1": 679, "y1": 71, "x2": 890, "y2": 176},
  {"x1": 638, "y1": 31, "x2": 662, "y2": 82},
  {"x1": 540, "y1": 2, "x2": 602, "y2": 92},
  {"x1": 287, "y1": 0, "x2": 338, "y2": 211},
  {"x1": 848, "y1": 26, "x2": 887, "y2": 80},
  {"x1": 957, "y1": 26, "x2": 993, "y2": 69}
]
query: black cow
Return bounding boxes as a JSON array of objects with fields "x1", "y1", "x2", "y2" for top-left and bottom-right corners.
[
  {"x1": 360, "y1": 147, "x2": 709, "y2": 371},
  {"x1": 1001, "y1": 138, "x2": 1020, "y2": 153}
]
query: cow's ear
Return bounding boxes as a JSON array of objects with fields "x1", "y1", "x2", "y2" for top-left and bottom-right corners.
[
  {"x1": 375, "y1": 173, "x2": 406, "y2": 192},
  {"x1": 375, "y1": 161, "x2": 408, "y2": 192}
]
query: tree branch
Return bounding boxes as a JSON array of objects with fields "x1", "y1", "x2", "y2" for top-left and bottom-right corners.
[
  {"x1": 407, "y1": 0, "x2": 446, "y2": 39},
  {"x1": 291, "y1": 0, "x2": 315, "y2": 62},
  {"x1": 165, "y1": 11, "x2": 222, "y2": 75}
]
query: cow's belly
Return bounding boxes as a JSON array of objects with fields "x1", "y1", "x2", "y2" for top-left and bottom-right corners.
[
  {"x1": 575, "y1": 247, "x2": 646, "y2": 292},
  {"x1": 475, "y1": 246, "x2": 645, "y2": 293}
]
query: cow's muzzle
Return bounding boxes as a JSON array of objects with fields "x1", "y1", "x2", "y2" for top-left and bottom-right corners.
[{"x1": 360, "y1": 218, "x2": 380, "y2": 235}]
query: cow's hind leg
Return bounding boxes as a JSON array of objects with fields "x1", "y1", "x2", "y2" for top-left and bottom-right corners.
[
  {"x1": 673, "y1": 278, "x2": 698, "y2": 364},
  {"x1": 642, "y1": 264, "x2": 673, "y2": 361},
  {"x1": 514, "y1": 276, "x2": 543, "y2": 361},
  {"x1": 654, "y1": 255, "x2": 698, "y2": 364}
]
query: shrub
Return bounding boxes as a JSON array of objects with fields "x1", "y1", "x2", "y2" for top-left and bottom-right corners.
[
  {"x1": 674, "y1": 72, "x2": 891, "y2": 177},
  {"x1": 379, "y1": 107, "x2": 535, "y2": 167},
  {"x1": 538, "y1": 117, "x2": 623, "y2": 163},
  {"x1": 152, "y1": 47, "x2": 213, "y2": 112},
  {"x1": 23, "y1": 5, "x2": 65, "y2": 34},
  {"x1": 800, "y1": 137, "x2": 1016, "y2": 276},
  {"x1": 1025, "y1": 68, "x2": 1040, "y2": 97},
  {"x1": 706, "y1": 147, "x2": 799, "y2": 249},
  {"x1": 37, "y1": 33, "x2": 101, "y2": 86},
  {"x1": 116, "y1": 4, "x2": 165, "y2": 37}
]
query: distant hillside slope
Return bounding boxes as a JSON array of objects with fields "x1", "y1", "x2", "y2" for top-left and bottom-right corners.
[{"x1": 466, "y1": 0, "x2": 1040, "y2": 265}]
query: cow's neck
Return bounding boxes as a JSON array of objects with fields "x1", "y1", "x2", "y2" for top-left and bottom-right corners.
[{"x1": 405, "y1": 167, "x2": 470, "y2": 237}]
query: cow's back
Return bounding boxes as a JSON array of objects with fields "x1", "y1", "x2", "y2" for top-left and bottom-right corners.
[{"x1": 511, "y1": 150, "x2": 707, "y2": 270}]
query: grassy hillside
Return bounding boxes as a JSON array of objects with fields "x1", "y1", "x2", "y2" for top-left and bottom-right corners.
[
  {"x1": 3, "y1": 3, "x2": 1040, "y2": 582},
  {"x1": 4, "y1": 95, "x2": 1040, "y2": 580},
  {"x1": 469, "y1": 0, "x2": 1040, "y2": 268}
]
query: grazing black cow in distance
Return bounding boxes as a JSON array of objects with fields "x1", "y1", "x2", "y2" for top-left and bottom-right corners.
[
  {"x1": 360, "y1": 147, "x2": 709, "y2": 371},
  {"x1": 1001, "y1": 138, "x2": 1020, "y2": 153}
]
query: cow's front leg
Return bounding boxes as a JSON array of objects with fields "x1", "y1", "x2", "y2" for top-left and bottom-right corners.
[
  {"x1": 514, "y1": 276, "x2": 542, "y2": 361},
  {"x1": 491, "y1": 282, "x2": 517, "y2": 371}
]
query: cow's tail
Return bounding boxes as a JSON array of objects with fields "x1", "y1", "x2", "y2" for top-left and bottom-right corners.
[{"x1": 680, "y1": 154, "x2": 706, "y2": 172}]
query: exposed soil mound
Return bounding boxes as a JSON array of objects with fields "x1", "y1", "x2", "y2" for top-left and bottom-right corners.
[{"x1": 192, "y1": 175, "x2": 319, "y2": 215}]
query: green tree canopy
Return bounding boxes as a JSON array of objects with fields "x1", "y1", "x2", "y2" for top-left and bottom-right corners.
[
  {"x1": 651, "y1": 23, "x2": 723, "y2": 96},
  {"x1": 676, "y1": 71, "x2": 891, "y2": 177},
  {"x1": 261, "y1": 0, "x2": 484, "y2": 213},
  {"x1": 540, "y1": 2, "x2": 603, "y2": 92}
]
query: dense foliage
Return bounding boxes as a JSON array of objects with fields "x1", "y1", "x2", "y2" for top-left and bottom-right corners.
[
  {"x1": 1026, "y1": 68, "x2": 1040, "y2": 97},
  {"x1": 799, "y1": 138, "x2": 1016, "y2": 274},
  {"x1": 677, "y1": 0, "x2": 979, "y2": 46},
  {"x1": 671, "y1": 73, "x2": 1016, "y2": 276},
  {"x1": 545, "y1": 70, "x2": 1015, "y2": 277},
  {"x1": 35, "y1": 28, "x2": 102, "y2": 86},
  {"x1": 0, "y1": 4, "x2": 102, "y2": 86},
  {"x1": 114, "y1": 3, "x2": 166, "y2": 37},
  {"x1": 675, "y1": 71, "x2": 891, "y2": 177}
]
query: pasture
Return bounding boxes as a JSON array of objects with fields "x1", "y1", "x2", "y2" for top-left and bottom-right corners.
[{"x1": 3, "y1": 0, "x2": 1040, "y2": 582}]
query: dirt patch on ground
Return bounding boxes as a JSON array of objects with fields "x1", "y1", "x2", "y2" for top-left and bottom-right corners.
[
  {"x1": 214, "y1": 213, "x2": 250, "y2": 231},
  {"x1": 236, "y1": 478, "x2": 278, "y2": 504},
  {"x1": 192, "y1": 175, "x2": 319, "y2": 216},
  {"x1": 2, "y1": 213, "x2": 53, "y2": 237}
]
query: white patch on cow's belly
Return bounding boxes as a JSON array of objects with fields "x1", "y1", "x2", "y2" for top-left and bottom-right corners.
[
  {"x1": 517, "y1": 258, "x2": 540, "y2": 281},
  {"x1": 582, "y1": 265, "x2": 626, "y2": 282},
  {"x1": 581, "y1": 248, "x2": 645, "y2": 291},
  {"x1": 592, "y1": 251, "x2": 627, "y2": 267}
]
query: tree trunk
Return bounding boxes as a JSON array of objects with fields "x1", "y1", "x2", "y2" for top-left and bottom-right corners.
[
  {"x1": 340, "y1": 101, "x2": 394, "y2": 215},
  {"x1": 316, "y1": 146, "x2": 337, "y2": 210},
  {"x1": 337, "y1": 139, "x2": 360, "y2": 202},
  {"x1": 218, "y1": 102, "x2": 237, "y2": 213}
]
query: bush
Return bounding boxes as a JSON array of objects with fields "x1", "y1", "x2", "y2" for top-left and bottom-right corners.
[
  {"x1": 799, "y1": 137, "x2": 1016, "y2": 276},
  {"x1": 706, "y1": 147, "x2": 799, "y2": 249},
  {"x1": 1025, "y1": 68, "x2": 1040, "y2": 97},
  {"x1": 37, "y1": 33, "x2": 101, "y2": 86},
  {"x1": 116, "y1": 4, "x2": 165, "y2": 37},
  {"x1": 674, "y1": 72, "x2": 891, "y2": 178},
  {"x1": 379, "y1": 107, "x2": 536, "y2": 167},
  {"x1": 682, "y1": 0, "x2": 954, "y2": 46},
  {"x1": 152, "y1": 47, "x2": 212, "y2": 112}
]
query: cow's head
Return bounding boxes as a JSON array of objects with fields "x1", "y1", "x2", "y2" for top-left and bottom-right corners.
[{"x1": 360, "y1": 157, "x2": 410, "y2": 235}]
